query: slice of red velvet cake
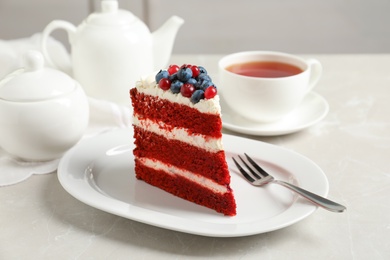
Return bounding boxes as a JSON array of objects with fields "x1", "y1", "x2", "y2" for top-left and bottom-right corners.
[{"x1": 130, "y1": 64, "x2": 236, "y2": 216}]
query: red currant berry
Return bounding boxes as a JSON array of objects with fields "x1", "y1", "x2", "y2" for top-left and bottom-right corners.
[
  {"x1": 158, "y1": 78, "x2": 171, "y2": 90},
  {"x1": 204, "y1": 86, "x2": 217, "y2": 99},
  {"x1": 190, "y1": 65, "x2": 200, "y2": 78},
  {"x1": 180, "y1": 83, "x2": 195, "y2": 97},
  {"x1": 167, "y1": 64, "x2": 179, "y2": 75}
]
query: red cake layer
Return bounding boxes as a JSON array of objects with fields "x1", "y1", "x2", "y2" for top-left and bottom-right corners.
[
  {"x1": 130, "y1": 88, "x2": 222, "y2": 138},
  {"x1": 135, "y1": 159, "x2": 236, "y2": 216},
  {"x1": 133, "y1": 126, "x2": 230, "y2": 185}
]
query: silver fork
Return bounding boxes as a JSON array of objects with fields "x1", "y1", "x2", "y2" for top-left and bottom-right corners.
[{"x1": 233, "y1": 153, "x2": 346, "y2": 213}]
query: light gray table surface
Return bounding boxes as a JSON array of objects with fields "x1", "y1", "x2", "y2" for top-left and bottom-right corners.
[{"x1": 1, "y1": 54, "x2": 389, "y2": 259}]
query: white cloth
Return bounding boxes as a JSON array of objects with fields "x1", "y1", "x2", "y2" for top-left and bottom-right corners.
[{"x1": 0, "y1": 34, "x2": 132, "y2": 186}]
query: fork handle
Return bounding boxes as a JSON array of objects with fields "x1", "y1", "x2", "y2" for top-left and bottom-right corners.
[{"x1": 274, "y1": 180, "x2": 346, "y2": 212}]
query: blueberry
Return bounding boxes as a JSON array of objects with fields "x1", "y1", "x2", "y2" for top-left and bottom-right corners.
[
  {"x1": 170, "y1": 80, "x2": 183, "y2": 94},
  {"x1": 177, "y1": 67, "x2": 193, "y2": 82},
  {"x1": 198, "y1": 66, "x2": 207, "y2": 74},
  {"x1": 200, "y1": 80, "x2": 213, "y2": 90},
  {"x1": 168, "y1": 72, "x2": 178, "y2": 82},
  {"x1": 194, "y1": 79, "x2": 203, "y2": 89},
  {"x1": 155, "y1": 70, "x2": 169, "y2": 83},
  {"x1": 196, "y1": 73, "x2": 211, "y2": 82},
  {"x1": 190, "y1": 89, "x2": 205, "y2": 104},
  {"x1": 186, "y1": 77, "x2": 197, "y2": 85}
]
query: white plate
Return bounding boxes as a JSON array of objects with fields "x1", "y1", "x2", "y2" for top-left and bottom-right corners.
[
  {"x1": 221, "y1": 92, "x2": 329, "y2": 136},
  {"x1": 58, "y1": 128, "x2": 329, "y2": 237}
]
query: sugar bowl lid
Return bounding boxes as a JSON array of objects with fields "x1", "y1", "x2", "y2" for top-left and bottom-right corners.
[{"x1": 0, "y1": 50, "x2": 77, "y2": 102}]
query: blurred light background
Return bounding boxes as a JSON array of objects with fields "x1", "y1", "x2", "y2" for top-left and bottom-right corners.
[{"x1": 1, "y1": 0, "x2": 389, "y2": 54}]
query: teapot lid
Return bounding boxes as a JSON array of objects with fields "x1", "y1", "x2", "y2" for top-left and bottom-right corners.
[
  {"x1": 86, "y1": 0, "x2": 137, "y2": 26},
  {"x1": 0, "y1": 50, "x2": 77, "y2": 102}
]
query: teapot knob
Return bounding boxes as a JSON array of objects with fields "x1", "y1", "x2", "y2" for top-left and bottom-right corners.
[
  {"x1": 23, "y1": 50, "x2": 44, "y2": 72},
  {"x1": 101, "y1": 0, "x2": 118, "y2": 13}
]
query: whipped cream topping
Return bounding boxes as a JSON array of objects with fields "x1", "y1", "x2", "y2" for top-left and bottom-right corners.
[
  {"x1": 133, "y1": 116, "x2": 224, "y2": 152},
  {"x1": 138, "y1": 157, "x2": 228, "y2": 194},
  {"x1": 135, "y1": 74, "x2": 221, "y2": 114}
]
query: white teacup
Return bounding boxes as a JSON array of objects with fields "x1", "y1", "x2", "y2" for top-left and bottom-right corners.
[{"x1": 219, "y1": 51, "x2": 322, "y2": 123}]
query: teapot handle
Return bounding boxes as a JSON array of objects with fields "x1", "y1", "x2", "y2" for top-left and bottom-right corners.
[{"x1": 41, "y1": 20, "x2": 76, "y2": 75}]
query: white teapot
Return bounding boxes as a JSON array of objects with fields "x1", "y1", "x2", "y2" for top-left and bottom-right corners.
[
  {"x1": 0, "y1": 51, "x2": 89, "y2": 161},
  {"x1": 41, "y1": 0, "x2": 184, "y2": 105}
]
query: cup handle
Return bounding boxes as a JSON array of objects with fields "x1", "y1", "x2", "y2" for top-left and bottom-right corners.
[
  {"x1": 41, "y1": 20, "x2": 76, "y2": 75},
  {"x1": 306, "y1": 58, "x2": 322, "y2": 93}
]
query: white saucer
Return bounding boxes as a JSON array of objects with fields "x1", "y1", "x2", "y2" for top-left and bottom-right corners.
[{"x1": 221, "y1": 92, "x2": 329, "y2": 136}]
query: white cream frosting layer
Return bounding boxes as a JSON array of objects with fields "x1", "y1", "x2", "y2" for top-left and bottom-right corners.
[
  {"x1": 133, "y1": 116, "x2": 223, "y2": 152},
  {"x1": 139, "y1": 157, "x2": 228, "y2": 194},
  {"x1": 136, "y1": 74, "x2": 221, "y2": 114}
]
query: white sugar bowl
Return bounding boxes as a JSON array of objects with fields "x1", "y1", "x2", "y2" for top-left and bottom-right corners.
[{"x1": 0, "y1": 50, "x2": 89, "y2": 161}]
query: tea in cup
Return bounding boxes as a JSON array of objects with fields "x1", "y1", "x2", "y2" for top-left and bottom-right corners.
[{"x1": 219, "y1": 51, "x2": 322, "y2": 122}]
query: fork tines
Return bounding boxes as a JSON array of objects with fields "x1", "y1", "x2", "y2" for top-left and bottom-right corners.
[
  {"x1": 233, "y1": 154, "x2": 347, "y2": 212},
  {"x1": 232, "y1": 153, "x2": 269, "y2": 182}
]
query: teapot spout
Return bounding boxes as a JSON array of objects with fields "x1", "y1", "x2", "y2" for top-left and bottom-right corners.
[{"x1": 152, "y1": 16, "x2": 184, "y2": 70}]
